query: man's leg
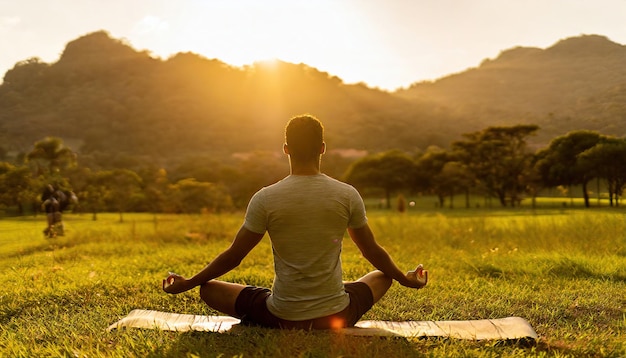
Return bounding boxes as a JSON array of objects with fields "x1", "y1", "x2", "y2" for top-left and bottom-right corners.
[
  {"x1": 54, "y1": 212, "x2": 64, "y2": 235},
  {"x1": 45, "y1": 213, "x2": 55, "y2": 237},
  {"x1": 199, "y1": 280, "x2": 247, "y2": 317},
  {"x1": 356, "y1": 270, "x2": 392, "y2": 303}
]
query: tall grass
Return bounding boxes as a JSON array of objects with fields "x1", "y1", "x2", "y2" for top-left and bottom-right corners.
[{"x1": 1, "y1": 209, "x2": 625, "y2": 357}]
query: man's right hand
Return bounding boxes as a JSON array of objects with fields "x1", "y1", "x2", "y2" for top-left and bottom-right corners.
[{"x1": 405, "y1": 264, "x2": 428, "y2": 288}]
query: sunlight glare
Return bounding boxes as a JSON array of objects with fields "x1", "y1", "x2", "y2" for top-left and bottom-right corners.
[{"x1": 160, "y1": 1, "x2": 367, "y2": 83}]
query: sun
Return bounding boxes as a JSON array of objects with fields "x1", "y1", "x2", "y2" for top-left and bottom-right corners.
[
  {"x1": 172, "y1": 1, "x2": 353, "y2": 68},
  {"x1": 136, "y1": 1, "x2": 380, "y2": 86},
  {"x1": 253, "y1": 58, "x2": 281, "y2": 68}
]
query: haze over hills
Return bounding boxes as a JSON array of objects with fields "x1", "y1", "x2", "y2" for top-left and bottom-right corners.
[{"x1": 0, "y1": 31, "x2": 625, "y2": 168}]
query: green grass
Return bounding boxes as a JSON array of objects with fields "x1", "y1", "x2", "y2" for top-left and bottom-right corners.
[{"x1": 1, "y1": 209, "x2": 625, "y2": 357}]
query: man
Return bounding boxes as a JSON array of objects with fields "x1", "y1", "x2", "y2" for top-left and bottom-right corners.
[
  {"x1": 41, "y1": 184, "x2": 60, "y2": 238},
  {"x1": 163, "y1": 114, "x2": 427, "y2": 329}
]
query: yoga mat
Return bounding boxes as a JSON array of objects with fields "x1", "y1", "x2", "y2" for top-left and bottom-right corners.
[{"x1": 107, "y1": 309, "x2": 538, "y2": 341}]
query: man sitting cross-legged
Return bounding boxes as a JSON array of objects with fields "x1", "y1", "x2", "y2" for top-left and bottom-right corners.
[{"x1": 163, "y1": 114, "x2": 427, "y2": 329}]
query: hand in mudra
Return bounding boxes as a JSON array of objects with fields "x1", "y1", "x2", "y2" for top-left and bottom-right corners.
[
  {"x1": 162, "y1": 272, "x2": 191, "y2": 294},
  {"x1": 405, "y1": 264, "x2": 428, "y2": 288}
]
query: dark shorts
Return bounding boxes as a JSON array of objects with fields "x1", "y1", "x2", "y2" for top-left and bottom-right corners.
[{"x1": 234, "y1": 282, "x2": 374, "y2": 330}]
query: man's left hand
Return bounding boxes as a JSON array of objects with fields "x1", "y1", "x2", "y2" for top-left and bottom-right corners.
[{"x1": 162, "y1": 272, "x2": 192, "y2": 294}]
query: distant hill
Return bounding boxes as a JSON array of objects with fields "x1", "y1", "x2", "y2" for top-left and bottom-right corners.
[
  {"x1": 1, "y1": 31, "x2": 625, "y2": 168},
  {"x1": 0, "y1": 31, "x2": 451, "y2": 161},
  {"x1": 397, "y1": 34, "x2": 626, "y2": 145}
]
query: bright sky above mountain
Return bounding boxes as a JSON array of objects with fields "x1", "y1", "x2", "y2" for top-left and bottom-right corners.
[{"x1": 1, "y1": 0, "x2": 625, "y2": 91}]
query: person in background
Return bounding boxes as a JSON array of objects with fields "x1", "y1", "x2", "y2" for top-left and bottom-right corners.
[
  {"x1": 163, "y1": 114, "x2": 428, "y2": 329},
  {"x1": 41, "y1": 184, "x2": 59, "y2": 238},
  {"x1": 41, "y1": 184, "x2": 77, "y2": 237}
]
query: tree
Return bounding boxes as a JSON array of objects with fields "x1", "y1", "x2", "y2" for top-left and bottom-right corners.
[
  {"x1": 414, "y1": 147, "x2": 474, "y2": 209},
  {"x1": 138, "y1": 166, "x2": 170, "y2": 214},
  {"x1": 579, "y1": 137, "x2": 626, "y2": 206},
  {"x1": 414, "y1": 148, "x2": 452, "y2": 208},
  {"x1": 0, "y1": 163, "x2": 36, "y2": 214},
  {"x1": 92, "y1": 169, "x2": 142, "y2": 222},
  {"x1": 438, "y1": 161, "x2": 473, "y2": 209},
  {"x1": 343, "y1": 150, "x2": 416, "y2": 209},
  {"x1": 26, "y1": 137, "x2": 76, "y2": 177},
  {"x1": 169, "y1": 178, "x2": 233, "y2": 214},
  {"x1": 526, "y1": 154, "x2": 547, "y2": 209},
  {"x1": 535, "y1": 130, "x2": 603, "y2": 207},
  {"x1": 81, "y1": 169, "x2": 107, "y2": 220},
  {"x1": 453, "y1": 125, "x2": 539, "y2": 206}
]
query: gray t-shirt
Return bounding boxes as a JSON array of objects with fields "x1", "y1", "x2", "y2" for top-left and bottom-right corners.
[{"x1": 244, "y1": 174, "x2": 368, "y2": 320}]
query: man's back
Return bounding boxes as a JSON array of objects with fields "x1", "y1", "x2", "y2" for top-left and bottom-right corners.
[
  {"x1": 244, "y1": 174, "x2": 367, "y2": 320},
  {"x1": 162, "y1": 114, "x2": 427, "y2": 330}
]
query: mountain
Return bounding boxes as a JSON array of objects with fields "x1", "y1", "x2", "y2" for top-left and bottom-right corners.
[
  {"x1": 0, "y1": 31, "x2": 453, "y2": 162},
  {"x1": 397, "y1": 34, "x2": 626, "y2": 145},
  {"x1": 0, "y1": 32, "x2": 625, "y2": 168}
]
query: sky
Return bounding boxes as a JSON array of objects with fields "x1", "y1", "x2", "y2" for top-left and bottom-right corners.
[{"x1": 1, "y1": 0, "x2": 625, "y2": 91}]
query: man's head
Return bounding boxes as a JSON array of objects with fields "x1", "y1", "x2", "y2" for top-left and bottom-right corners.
[{"x1": 284, "y1": 114, "x2": 325, "y2": 161}]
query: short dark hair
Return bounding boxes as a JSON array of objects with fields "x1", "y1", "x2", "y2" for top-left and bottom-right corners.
[{"x1": 285, "y1": 114, "x2": 324, "y2": 161}]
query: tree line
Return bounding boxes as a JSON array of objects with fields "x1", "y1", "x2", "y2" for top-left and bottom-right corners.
[
  {"x1": 345, "y1": 126, "x2": 626, "y2": 209},
  {"x1": 0, "y1": 137, "x2": 285, "y2": 219},
  {"x1": 1, "y1": 125, "x2": 624, "y2": 219}
]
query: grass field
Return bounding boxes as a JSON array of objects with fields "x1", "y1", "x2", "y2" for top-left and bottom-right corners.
[{"x1": 1, "y1": 208, "x2": 625, "y2": 357}]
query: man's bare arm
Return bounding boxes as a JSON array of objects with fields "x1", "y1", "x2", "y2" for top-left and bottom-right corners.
[
  {"x1": 349, "y1": 224, "x2": 427, "y2": 288},
  {"x1": 163, "y1": 226, "x2": 264, "y2": 294}
]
